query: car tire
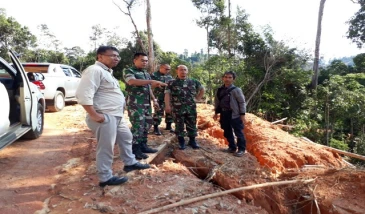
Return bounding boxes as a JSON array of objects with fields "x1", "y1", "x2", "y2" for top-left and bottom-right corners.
[
  {"x1": 48, "y1": 91, "x2": 65, "y2": 112},
  {"x1": 23, "y1": 103, "x2": 44, "y2": 139}
]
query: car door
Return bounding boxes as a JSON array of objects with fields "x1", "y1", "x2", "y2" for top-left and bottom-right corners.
[
  {"x1": 8, "y1": 50, "x2": 33, "y2": 126},
  {"x1": 70, "y1": 68, "x2": 81, "y2": 97},
  {"x1": 61, "y1": 67, "x2": 74, "y2": 98}
]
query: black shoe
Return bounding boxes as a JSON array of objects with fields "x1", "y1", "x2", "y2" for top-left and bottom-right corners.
[
  {"x1": 99, "y1": 176, "x2": 128, "y2": 187},
  {"x1": 165, "y1": 122, "x2": 172, "y2": 130},
  {"x1": 234, "y1": 150, "x2": 246, "y2": 157},
  {"x1": 132, "y1": 144, "x2": 149, "y2": 160},
  {"x1": 141, "y1": 141, "x2": 158, "y2": 153},
  {"x1": 154, "y1": 125, "x2": 162, "y2": 135},
  {"x1": 170, "y1": 128, "x2": 175, "y2": 133},
  {"x1": 124, "y1": 162, "x2": 151, "y2": 172},
  {"x1": 188, "y1": 137, "x2": 200, "y2": 149},
  {"x1": 178, "y1": 137, "x2": 186, "y2": 150},
  {"x1": 189, "y1": 142, "x2": 200, "y2": 149},
  {"x1": 134, "y1": 152, "x2": 149, "y2": 160},
  {"x1": 223, "y1": 148, "x2": 236, "y2": 153}
]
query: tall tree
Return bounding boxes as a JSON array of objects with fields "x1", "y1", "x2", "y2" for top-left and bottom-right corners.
[
  {"x1": 37, "y1": 24, "x2": 62, "y2": 51},
  {"x1": 192, "y1": 0, "x2": 225, "y2": 56},
  {"x1": 114, "y1": 0, "x2": 145, "y2": 52},
  {"x1": 227, "y1": 0, "x2": 232, "y2": 55},
  {"x1": 192, "y1": 0, "x2": 225, "y2": 101},
  {"x1": 311, "y1": 0, "x2": 326, "y2": 89},
  {"x1": 347, "y1": 0, "x2": 365, "y2": 48},
  {"x1": 146, "y1": 0, "x2": 155, "y2": 73},
  {"x1": 89, "y1": 24, "x2": 105, "y2": 50}
]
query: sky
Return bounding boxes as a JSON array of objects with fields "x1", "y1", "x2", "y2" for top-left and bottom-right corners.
[{"x1": 1, "y1": 0, "x2": 364, "y2": 60}]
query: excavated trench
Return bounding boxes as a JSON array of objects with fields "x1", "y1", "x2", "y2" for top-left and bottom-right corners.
[
  {"x1": 147, "y1": 106, "x2": 358, "y2": 214},
  {"x1": 148, "y1": 140, "x2": 317, "y2": 214}
]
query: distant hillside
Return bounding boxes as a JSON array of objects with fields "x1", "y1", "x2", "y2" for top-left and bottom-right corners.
[{"x1": 329, "y1": 56, "x2": 355, "y2": 66}]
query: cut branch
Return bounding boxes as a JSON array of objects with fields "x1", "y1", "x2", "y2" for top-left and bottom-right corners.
[
  {"x1": 138, "y1": 179, "x2": 315, "y2": 214},
  {"x1": 302, "y1": 137, "x2": 365, "y2": 161},
  {"x1": 271, "y1": 117, "x2": 288, "y2": 124}
]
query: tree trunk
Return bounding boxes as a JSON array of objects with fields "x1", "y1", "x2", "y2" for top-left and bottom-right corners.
[
  {"x1": 228, "y1": 0, "x2": 231, "y2": 56},
  {"x1": 311, "y1": 0, "x2": 326, "y2": 89},
  {"x1": 146, "y1": 0, "x2": 154, "y2": 73},
  {"x1": 206, "y1": 24, "x2": 213, "y2": 102},
  {"x1": 325, "y1": 95, "x2": 329, "y2": 146}
]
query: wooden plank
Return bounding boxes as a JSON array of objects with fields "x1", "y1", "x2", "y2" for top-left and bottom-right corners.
[
  {"x1": 146, "y1": 135, "x2": 176, "y2": 164},
  {"x1": 145, "y1": 143, "x2": 167, "y2": 164},
  {"x1": 146, "y1": 143, "x2": 169, "y2": 165}
]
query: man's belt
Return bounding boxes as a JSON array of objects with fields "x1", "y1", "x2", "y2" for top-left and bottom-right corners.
[{"x1": 221, "y1": 108, "x2": 232, "y2": 112}]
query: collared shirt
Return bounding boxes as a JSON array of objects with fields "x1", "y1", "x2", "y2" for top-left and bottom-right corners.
[{"x1": 76, "y1": 61, "x2": 125, "y2": 117}]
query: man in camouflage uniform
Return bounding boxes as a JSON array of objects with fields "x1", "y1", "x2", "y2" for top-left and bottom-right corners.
[
  {"x1": 165, "y1": 65, "x2": 205, "y2": 150},
  {"x1": 151, "y1": 64, "x2": 174, "y2": 135},
  {"x1": 123, "y1": 53, "x2": 166, "y2": 159}
]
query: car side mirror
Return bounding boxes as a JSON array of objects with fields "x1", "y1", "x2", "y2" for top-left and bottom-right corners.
[{"x1": 35, "y1": 73, "x2": 45, "y2": 81}]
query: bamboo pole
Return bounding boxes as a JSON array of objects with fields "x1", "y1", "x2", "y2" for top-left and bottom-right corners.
[
  {"x1": 138, "y1": 179, "x2": 315, "y2": 214},
  {"x1": 302, "y1": 137, "x2": 365, "y2": 161}
]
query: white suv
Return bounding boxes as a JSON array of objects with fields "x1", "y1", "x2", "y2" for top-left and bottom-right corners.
[
  {"x1": 0, "y1": 50, "x2": 45, "y2": 150},
  {"x1": 22, "y1": 63, "x2": 81, "y2": 112}
]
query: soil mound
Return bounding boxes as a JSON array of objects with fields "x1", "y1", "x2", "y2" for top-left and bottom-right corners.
[{"x1": 197, "y1": 104, "x2": 346, "y2": 174}]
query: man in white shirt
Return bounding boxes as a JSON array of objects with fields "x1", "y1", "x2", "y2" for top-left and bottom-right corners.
[{"x1": 76, "y1": 46, "x2": 150, "y2": 187}]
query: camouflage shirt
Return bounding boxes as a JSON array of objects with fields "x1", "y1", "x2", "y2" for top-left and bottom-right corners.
[
  {"x1": 165, "y1": 78, "x2": 203, "y2": 109},
  {"x1": 123, "y1": 66, "x2": 151, "y2": 106},
  {"x1": 151, "y1": 71, "x2": 174, "y2": 100}
]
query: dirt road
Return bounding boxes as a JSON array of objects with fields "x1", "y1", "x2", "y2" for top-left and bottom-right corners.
[
  {"x1": 0, "y1": 105, "x2": 92, "y2": 213},
  {"x1": 0, "y1": 105, "x2": 265, "y2": 214}
]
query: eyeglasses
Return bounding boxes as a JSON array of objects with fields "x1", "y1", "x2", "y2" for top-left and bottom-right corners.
[{"x1": 102, "y1": 54, "x2": 121, "y2": 59}]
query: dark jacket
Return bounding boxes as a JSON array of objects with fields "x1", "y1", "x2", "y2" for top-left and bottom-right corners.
[{"x1": 214, "y1": 84, "x2": 246, "y2": 119}]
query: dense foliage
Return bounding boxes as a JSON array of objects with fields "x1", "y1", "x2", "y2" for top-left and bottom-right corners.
[
  {"x1": 347, "y1": 0, "x2": 365, "y2": 48},
  {"x1": 1, "y1": 3, "x2": 365, "y2": 163}
]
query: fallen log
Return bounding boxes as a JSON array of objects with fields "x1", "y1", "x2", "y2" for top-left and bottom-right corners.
[
  {"x1": 138, "y1": 178, "x2": 315, "y2": 214},
  {"x1": 302, "y1": 137, "x2": 365, "y2": 162}
]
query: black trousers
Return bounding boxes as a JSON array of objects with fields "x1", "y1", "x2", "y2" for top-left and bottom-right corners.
[{"x1": 220, "y1": 111, "x2": 246, "y2": 151}]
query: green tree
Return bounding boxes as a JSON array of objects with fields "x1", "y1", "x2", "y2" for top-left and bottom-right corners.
[
  {"x1": 347, "y1": 0, "x2": 365, "y2": 48},
  {"x1": 64, "y1": 46, "x2": 86, "y2": 71},
  {"x1": 353, "y1": 53, "x2": 365, "y2": 72},
  {"x1": 326, "y1": 60, "x2": 349, "y2": 75},
  {"x1": 0, "y1": 9, "x2": 36, "y2": 59}
]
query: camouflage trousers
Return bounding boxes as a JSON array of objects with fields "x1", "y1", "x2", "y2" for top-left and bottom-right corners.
[
  {"x1": 153, "y1": 99, "x2": 173, "y2": 126},
  {"x1": 128, "y1": 105, "x2": 153, "y2": 144},
  {"x1": 172, "y1": 108, "x2": 197, "y2": 138}
]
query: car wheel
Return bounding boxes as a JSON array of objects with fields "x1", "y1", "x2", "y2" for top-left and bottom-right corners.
[
  {"x1": 24, "y1": 103, "x2": 44, "y2": 139},
  {"x1": 48, "y1": 91, "x2": 65, "y2": 112}
]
